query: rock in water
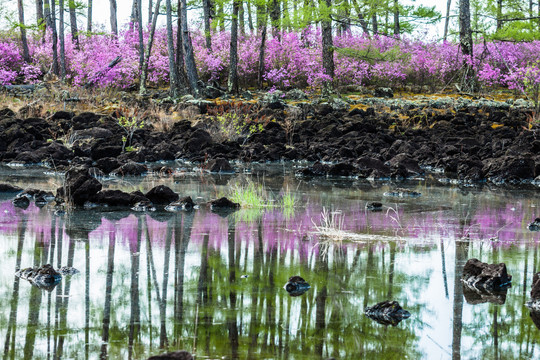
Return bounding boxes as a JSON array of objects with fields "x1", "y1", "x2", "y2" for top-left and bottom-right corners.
[
  {"x1": 461, "y1": 258, "x2": 512, "y2": 292},
  {"x1": 526, "y1": 272, "x2": 540, "y2": 310},
  {"x1": 147, "y1": 350, "x2": 193, "y2": 360},
  {"x1": 165, "y1": 196, "x2": 196, "y2": 212},
  {"x1": 209, "y1": 197, "x2": 240, "y2": 217},
  {"x1": 366, "y1": 202, "x2": 383, "y2": 211},
  {"x1": 283, "y1": 276, "x2": 310, "y2": 297},
  {"x1": 528, "y1": 218, "x2": 540, "y2": 231},
  {"x1": 15, "y1": 264, "x2": 78, "y2": 291},
  {"x1": 365, "y1": 300, "x2": 411, "y2": 326},
  {"x1": 383, "y1": 188, "x2": 421, "y2": 198}
]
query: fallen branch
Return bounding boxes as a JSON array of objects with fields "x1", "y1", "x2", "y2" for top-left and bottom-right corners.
[{"x1": 84, "y1": 56, "x2": 122, "y2": 88}]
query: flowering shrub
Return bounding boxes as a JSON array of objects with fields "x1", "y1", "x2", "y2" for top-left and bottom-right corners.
[
  {"x1": 1, "y1": 25, "x2": 540, "y2": 95},
  {"x1": 0, "y1": 40, "x2": 41, "y2": 84}
]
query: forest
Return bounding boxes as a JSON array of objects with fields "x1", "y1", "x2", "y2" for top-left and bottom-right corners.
[{"x1": 0, "y1": 0, "x2": 539, "y2": 102}]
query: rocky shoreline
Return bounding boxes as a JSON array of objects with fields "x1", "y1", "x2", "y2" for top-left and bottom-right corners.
[{"x1": 0, "y1": 90, "x2": 539, "y2": 185}]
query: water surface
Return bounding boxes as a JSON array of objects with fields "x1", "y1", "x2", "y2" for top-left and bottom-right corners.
[{"x1": 1, "y1": 166, "x2": 540, "y2": 359}]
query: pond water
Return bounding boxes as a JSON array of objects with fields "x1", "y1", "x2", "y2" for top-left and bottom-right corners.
[{"x1": 1, "y1": 165, "x2": 540, "y2": 360}]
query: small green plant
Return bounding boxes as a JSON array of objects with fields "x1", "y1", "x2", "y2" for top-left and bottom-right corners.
[
  {"x1": 118, "y1": 114, "x2": 145, "y2": 152},
  {"x1": 281, "y1": 186, "x2": 296, "y2": 218},
  {"x1": 229, "y1": 182, "x2": 267, "y2": 208},
  {"x1": 213, "y1": 112, "x2": 264, "y2": 143}
]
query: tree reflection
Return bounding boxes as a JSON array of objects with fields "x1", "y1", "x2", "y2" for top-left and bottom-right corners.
[{"x1": 2, "y1": 187, "x2": 540, "y2": 359}]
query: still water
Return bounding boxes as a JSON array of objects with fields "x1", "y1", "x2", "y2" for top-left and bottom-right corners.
[{"x1": 1, "y1": 165, "x2": 540, "y2": 359}]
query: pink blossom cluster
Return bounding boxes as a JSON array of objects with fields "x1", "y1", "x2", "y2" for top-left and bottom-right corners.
[{"x1": 2, "y1": 26, "x2": 540, "y2": 93}]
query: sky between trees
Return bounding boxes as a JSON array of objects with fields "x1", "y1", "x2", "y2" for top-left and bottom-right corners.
[{"x1": 0, "y1": 0, "x2": 446, "y2": 37}]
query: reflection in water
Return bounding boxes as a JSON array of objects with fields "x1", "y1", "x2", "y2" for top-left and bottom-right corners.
[{"x1": 0, "y1": 184, "x2": 540, "y2": 359}]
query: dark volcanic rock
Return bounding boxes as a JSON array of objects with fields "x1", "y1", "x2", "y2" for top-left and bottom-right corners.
[
  {"x1": 365, "y1": 300, "x2": 410, "y2": 326},
  {"x1": 90, "y1": 190, "x2": 147, "y2": 207},
  {"x1": 0, "y1": 183, "x2": 22, "y2": 193},
  {"x1": 463, "y1": 285, "x2": 507, "y2": 305},
  {"x1": 91, "y1": 143, "x2": 123, "y2": 160},
  {"x1": 283, "y1": 276, "x2": 310, "y2": 297},
  {"x1": 12, "y1": 195, "x2": 30, "y2": 209},
  {"x1": 165, "y1": 196, "x2": 196, "y2": 212},
  {"x1": 147, "y1": 350, "x2": 193, "y2": 360},
  {"x1": 209, "y1": 197, "x2": 240, "y2": 216},
  {"x1": 96, "y1": 157, "x2": 122, "y2": 174},
  {"x1": 327, "y1": 162, "x2": 356, "y2": 177},
  {"x1": 484, "y1": 156, "x2": 535, "y2": 182},
  {"x1": 57, "y1": 166, "x2": 103, "y2": 206},
  {"x1": 298, "y1": 161, "x2": 329, "y2": 176},
  {"x1": 16, "y1": 264, "x2": 78, "y2": 291},
  {"x1": 366, "y1": 202, "x2": 383, "y2": 211},
  {"x1": 461, "y1": 258, "x2": 512, "y2": 291},
  {"x1": 526, "y1": 272, "x2": 540, "y2": 310},
  {"x1": 206, "y1": 157, "x2": 234, "y2": 173},
  {"x1": 145, "y1": 185, "x2": 179, "y2": 205},
  {"x1": 111, "y1": 161, "x2": 148, "y2": 176},
  {"x1": 528, "y1": 218, "x2": 540, "y2": 231}
]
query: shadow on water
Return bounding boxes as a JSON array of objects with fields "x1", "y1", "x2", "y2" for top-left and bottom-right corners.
[{"x1": 2, "y1": 181, "x2": 540, "y2": 359}]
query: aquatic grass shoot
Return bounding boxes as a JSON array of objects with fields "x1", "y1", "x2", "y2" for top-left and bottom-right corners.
[
  {"x1": 281, "y1": 186, "x2": 297, "y2": 218},
  {"x1": 229, "y1": 182, "x2": 268, "y2": 209}
]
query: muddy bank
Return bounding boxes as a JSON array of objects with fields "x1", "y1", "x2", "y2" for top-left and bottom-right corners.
[{"x1": 0, "y1": 92, "x2": 538, "y2": 184}]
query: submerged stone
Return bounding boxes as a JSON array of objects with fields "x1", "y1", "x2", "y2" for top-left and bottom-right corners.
[
  {"x1": 383, "y1": 188, "x2": 422, "y2": 198},
  {"x1": 366, "y1": 202, "x2": 383, "y2": 211},
  {"x1": 209, "y1": 197, "x2": 240, "y2": 217},
  {"x1": 283, "y1": 275, "x2": 310, "y2": 297},
  {"x1": 526, "y1": 272, "x2": 540, "y2": 311},
  {"x1": 165, "y1": 196, "x2": 196, "y2": 212},
  {"x1": 16, "y1": 264, "x2": 78, "y2": 291},
  {"x1": 528, "y1": 218, "x2": 540, "y2": 232},
  {"x1": 147, "y1": 350, "x2": 193, "y2": 360},
  {"x1": 461, "y1": 258, "x2": 512, "y2": 292},
  {"x1": 365, "y1": 300, "x2": 411, "y2": 326}
]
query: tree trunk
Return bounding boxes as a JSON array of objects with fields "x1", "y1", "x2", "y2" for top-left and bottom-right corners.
[
  {"x1": 176, "y1": 0, "x2": 188, "y2": 88},
  {"x1": 393, "y1": 0, "x2": 399, "y2": 36},
  {"x1": 371, "y1": 1, "x2": 378, "y2": 35},
  {"x1": 321, "y1": 0, "x2": 334, "y2": 82},
  {"x1": 17, "y1": 0, "x2": 31, "y2": 63},
  {"x1": 181, "y1": 0, "x2": 200, "y2": 95},
  {"x1": 166, "y1": 0, "x2": 179, "y2": 97},
  {"x1": 351, "y1": 0, "x2": 369, "y2": 35},
  {"x1": 110, "y1": 0, "x2": 118, "y2": 35},
  {"x1": 459, "y1": 0, "x2": 475, "y2": 92},
  {"x1": 269, "y1": 0, "x2": 280, "y2": 38},
  {"x1": 36, "y1": 0, "x2": 44, "y2": 29},
  {"x1": 239, "y1": 0, "x2": 245, "y2": 35},
  {"x1": 139, "y1": 0, "x2": 162, "y2": 95},
  {"x1": 247, "y1": 0, "x2": 254, "y2": 32},
  {"x1": 444, "y1": 0, "x2": 451, "y2": 41},
  {"x1": 257, "y1": 0, "x2": 266, "y2": 30},
  {"x1": 203, "y1": 0, "x2": 212, "y2": 49},
  {"x1": 496, "y1": 0, "x2": 502, "y2": 30},
  {"x1": 148, "y1": 0, "x2": 153, "y2": 25},
  {"x1": 59, "y1": 0, "x2": 66, "y2": 80},
  {"x1": 257, "y1": 26, "x2": 266, "y2": 88},
  {"x1": 137, "y1": 0, "x2": 144, "y2": 70},
  {"x1": 87, "y1": 0, "x2": 93, "y2": 32},
  {"x1": 217, "y1": 2, "x2": 225, "y2": 31},
  {"x1": 44, "y1": 0, "x2": 59, "y2": 74},
  {"x1": 130, "y1": 0, "x2": 137, "y2": 29},
  {"x1": 228, "y1": 0, "x2": 240, "y2": 93},
  {"x1": 69, "y1": 0, "x2": 79, "y2": 47}
]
